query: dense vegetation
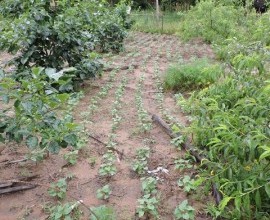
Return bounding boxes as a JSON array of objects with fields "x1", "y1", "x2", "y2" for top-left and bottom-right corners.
[
  {"x1": 0, "y1": 0, "x2": 131, "y2": 160},
  {"x1": 163, "y1": 0, "x2": 270, "y2": 219}
]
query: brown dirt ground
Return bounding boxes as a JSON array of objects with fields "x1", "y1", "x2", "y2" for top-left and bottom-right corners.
[{"x1": 0, "y1": 32, "x2": 215, "y2": 220}]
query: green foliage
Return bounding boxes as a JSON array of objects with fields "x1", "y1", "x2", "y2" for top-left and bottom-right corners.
[
  {"x1": 142, "y1": 177, "x2": 158, "y2": 195},
  {"x1": 96, "y1": 185, "x2": 112, "y2": 200},
  {"x1": 90, "y1": 205, "x2": 116, "y2": 220},
  {"x1": 132, "y1": 147, "x2": 150, "y2": 175},
  {"x1": 174, "y1": 200, "x2": 195, "y2": 220},
  {"x1": 0, "y1": 67, "x2": 79, "y2": 159},
  {"x1": 45, "y1": 201, "x2": 82, "y2": 220},
  {"x1": 164, "y1": 58, "x2": 222, "y2": 91},
  {"x1": 99, "y1": 163, "x2": 117, "y2": 177},
  {"x1": 137, "y1": 177, "x2": 159, "y2": 218},
  {"x1": 64, "y1": 150, "x2": 79, "y2": 165},
  {"x1": 179, "y1": 0, "x2": 246, "y2": 43},
  {"x1": 48, "y1": 178, "x2": 67, "y2": 200},
  {"x1": 137, "y1": 194, "x2": 159, "y2": 219},
  {"x1": 0, "y1": 0, "x2": 131, "y2": 86},
  {"x1": 177, "y1": 176, "x2": 196, "y2": 193},
  {"x1": 177, "y1": 1, "x2": 270, "y2": 218}
]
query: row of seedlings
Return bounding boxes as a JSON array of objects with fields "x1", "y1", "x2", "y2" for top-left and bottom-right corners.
[
  {"x1": 97, "y1": 74, "x2": 128, "y2": 201},
  {"x1": 42, "y1": 69, "x2": 123, "y2": 218},
  {"x1": 135, "y1": 74, "x2": 152, "y2": 132},
  {"x1": 153, "y1": 50, "x2": 196, "y2": 219},
  {"x1": 133, "y1": 73, "x2": 160, "y2": 219}
]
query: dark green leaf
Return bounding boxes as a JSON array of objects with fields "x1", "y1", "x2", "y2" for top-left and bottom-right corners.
[
  {"x1": 48, "y1": 141, "x2": 60, "y2": 154},
  {"x1": 64, "y1": 134, "x2": 77, "y2": 146},
  {"x1": 26, "y1": 136, "x2": 39, "y2": 150}
]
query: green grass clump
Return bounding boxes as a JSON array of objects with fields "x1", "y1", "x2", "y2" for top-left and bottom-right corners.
[{"x1": 163, "y1": 59, "x2": 222, "y2": 91}]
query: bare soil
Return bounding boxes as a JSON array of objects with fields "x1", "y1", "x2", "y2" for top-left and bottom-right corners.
[{"x1": 0, "y1": 32, "x2": 215, "y2": 220}]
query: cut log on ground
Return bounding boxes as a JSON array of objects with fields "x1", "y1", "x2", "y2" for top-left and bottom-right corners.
[
  {"x1": 0, "y1": 175, "x2": 39, "y2": 195},
  {"x1": 0, "y1": 185, "x2": 36, "y2": 194}
]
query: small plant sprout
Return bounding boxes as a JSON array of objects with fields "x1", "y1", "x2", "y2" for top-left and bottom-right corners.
[
  {"x1": 63, "y1": 150, "x2": 79, "y2": 165},
  {"x1": 174, "y1": 158, "x2": 193, "y2": 171},
  {"x1": 97, "y1": 184, "x2": 112, "y2": 200},
  {"x1": 132, "y1": 160, "x2": 148, "y2": 175},
  {"x1": 45, "y1": 201, "x2": 82, "y2": 220},
  {"x1": 174, "y1": 200, "x2": 195, "y2": 220},
  {"x1": 137, "y1": 194, "x2": 159, "y2": 218},
  {"x1": 99, "y1": 163, "x2": 117, "y2": 177},
  {"x1": 171, "y1": 136, "x2": 185, "y2": 149},
  {"x1": 177, "y1": 176, "x2": 196, "y2": 193},
  {"x1": 90, "y1": 205, "x2": 116, "y2": 220},
  {"x1": 136, "y1": 147, "x2": 150, "y2": 160},
  {"x1": 48, "y1": 178, "x2": 67, "y2": 200},
  {"x1": 142, "y1": 177, "x2": 158, "y2": 195}
]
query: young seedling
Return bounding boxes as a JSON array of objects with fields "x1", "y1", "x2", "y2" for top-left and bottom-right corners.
[
  {"x1": 48, "y1": 178, "x2": 67, "y2": 200},
  {"x1": 177, "y1": 175, "x2": 196, "y2": 193},
  {"x1": 63, "y1": 150, "x2": 78, "y2": 165},
  {"x1": 96, "y1": 184, "x2": 112, "y2": 200},
  {"x1": 137, "y1": 194, "x2": 159, "y2": 219},
  {"x1": 174, "y1": 200, "x2": 195, "y2": 220}
]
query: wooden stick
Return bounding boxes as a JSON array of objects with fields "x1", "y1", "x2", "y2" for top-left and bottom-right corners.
[
  {"x1": 0, "y1": 185, "x2": 36, "y2": 194},
  {"x1": 88, "y1": 134, "x2": 124, "y2": 160},
  {"x1": 0, "y1": 158, "x2": 27, "y2": 166}
]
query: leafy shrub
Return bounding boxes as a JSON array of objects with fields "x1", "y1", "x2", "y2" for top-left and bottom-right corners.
[
  {"x1": 0, "y1": 0, "x2": 131, "y2": 85},
  {"x1": 164, "y1": 58, "x2": 222, "y2": 91},
  {"x1": 0, "y1": 67, "x2": 80, "y2": 159},
  {"x1": 179, "y1": 0, "x2": 245, "y2": 43}
]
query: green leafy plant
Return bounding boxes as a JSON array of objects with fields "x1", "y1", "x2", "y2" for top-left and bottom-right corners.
[
  {"x1": 174, "y1": 159, "x2": 193, "y2": 171},
  {"x1": 64, "y1": 150, "x2": 78, "y2": 165},
  {"x1": 132, "y1": 147, "x2": 150, "y2": 175},
  {"x1": 0, "y1": 0, "x2": 131, "y2": 88},
  {"x1": 99, "y1": 163, "x2": 117, "y2": 177},
  {"x1": 174, "y1": 200, "x2": 195, "y2": 220},
  {"x1": 0, "y1": 67, "x2": 79, "y2": 159},
  {"x1": 177, "y1": 176, "x2": 196, "y2": 193},
  {"x1": 142, "y1": 177, "x2": 158, "y2": 195},
  {"x1": 96, "y1": 185, "x2": 112, "y2": 201},
  {"x1": 48, "y1": 178, "x2": 67, "y2": 200},
  {"x1": 45, "y1": 201, "x2": 82, "y2": 220},
  {"x1": 90, "y1": 205, "x2": 116, "y2": 220},
  {"x1": 137, "y1": 194, "x2": 159, "y2": 219},
  {"x1": 132, "y1": 160, "x2": 148, "y2": 175}
]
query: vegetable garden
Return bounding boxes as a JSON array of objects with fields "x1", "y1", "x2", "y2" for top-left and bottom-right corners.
[{"x1": 0, "y1": 0, "x2": 269, "y2": 219}]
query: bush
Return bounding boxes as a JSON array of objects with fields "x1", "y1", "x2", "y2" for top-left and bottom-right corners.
[
  {"x1": 164, "y1": 58, "x2": 222, "y2": 91},
  {"x1": 0, "y1": 0, "x2": 131, "y2": 87},
  {"x1": 177, "y1": 1, "x2": 270, "y2": 218},
  {"x1": 0, "y1": 67, "x2": 80, "y2": 160}
]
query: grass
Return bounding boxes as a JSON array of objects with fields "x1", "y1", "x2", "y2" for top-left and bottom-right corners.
[
  {"x1": 131, "y1": 10, "x2": 183, "y2": 34},
  {"x1": 163, "y1": 58, "x2": 223, "y2": 91}
]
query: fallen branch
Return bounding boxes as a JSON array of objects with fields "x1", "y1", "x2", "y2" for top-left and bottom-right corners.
[
  {"x1": 0, "y1": 185, "x2": 36, "y2": 194},
  {"x1": 152, "y1": 113, "x2": 222, "y2": 204},
  {"x1": 88, "y1": 134, "x2": 124, "y2": 160},
  {"x1": 152, "y1": 114, "x2": 203, "y2": 162},
  {"x1": 0, "y1": 158, "x2": 27, "y2": 166}
]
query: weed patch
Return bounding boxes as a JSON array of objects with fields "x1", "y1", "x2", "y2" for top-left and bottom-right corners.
[{"x1": 164, "y1": 58, "x2": 222, "y2": 91}]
